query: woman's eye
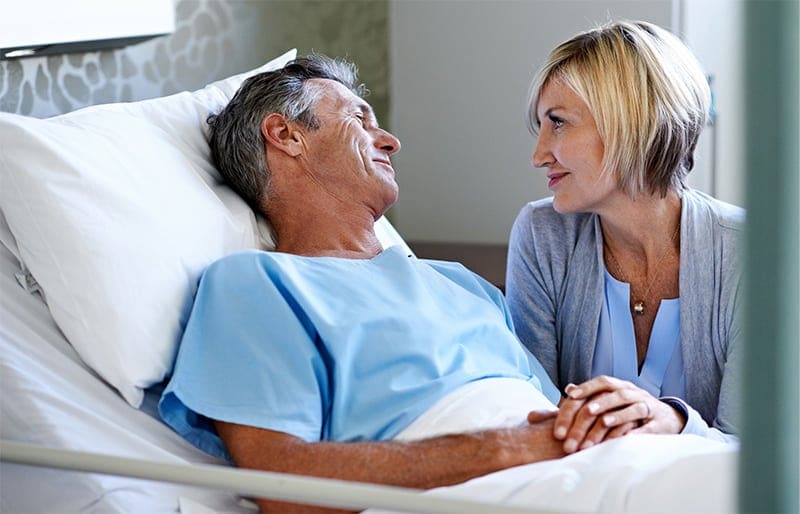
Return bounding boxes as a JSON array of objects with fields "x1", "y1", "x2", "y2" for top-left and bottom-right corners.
[
  {"x1": 549, "y1": 115, "x2": 565, "y2": 128},
  {"x1": 355, "y1": 114, "x2": 366, "y2": 126}
]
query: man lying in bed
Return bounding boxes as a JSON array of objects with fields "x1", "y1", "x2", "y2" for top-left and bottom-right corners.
[{"x1": 159, "y1": 54, "x2": 571, "y2": 513}]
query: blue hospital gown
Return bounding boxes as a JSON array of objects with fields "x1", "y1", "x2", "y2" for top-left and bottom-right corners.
[{"x1": 159, "y1": 246, "x2": 548, "y2": 461}]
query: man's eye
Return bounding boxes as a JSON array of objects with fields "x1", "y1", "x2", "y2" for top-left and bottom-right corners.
[{"x1": 355, "y1": 114, "x2": 366, "y2": 126}]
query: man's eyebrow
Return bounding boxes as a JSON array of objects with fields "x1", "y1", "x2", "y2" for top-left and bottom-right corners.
[{"x1": 356, "y1": 101, "x2": 377, "y2": 121}]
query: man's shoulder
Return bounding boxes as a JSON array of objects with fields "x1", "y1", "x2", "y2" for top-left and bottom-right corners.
[
  {"x1": 422, "y1": 258, "x2": 486, "y2": 288},
  {"x1": 421, "y1": 258, "x2": 505, "y2": 303},
  {"x1": 205, "y1": 249, "x2": 273, "y2": 275},
  {"x1": 199, "y1": 249, "x2": 297, "y2": 291},
  {"x1": 421, "y1": 257, "x2": 471, "y2": 276}
]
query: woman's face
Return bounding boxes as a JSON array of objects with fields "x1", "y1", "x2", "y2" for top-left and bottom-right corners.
[{"x1": 531, "y1": 79, "x2": 620, "y2": 214}]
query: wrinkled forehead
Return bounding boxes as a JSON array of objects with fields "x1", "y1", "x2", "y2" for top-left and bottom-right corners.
[{"x1": 307, "y1": 78, "x2": 371, "y2": 115}]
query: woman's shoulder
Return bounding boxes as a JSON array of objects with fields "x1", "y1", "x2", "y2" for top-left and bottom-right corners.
[
  {"x1": 509, "y1": 198, "x2": 598, "y2": 272},
  {"x1": 684, "y1": 189, "x2": 745, "y2": 232},
  {"x1": 515, "y1": 197, "x2": 593, "y2": 230},
  {"x1": 683, "y1": 191, "x2": 745, "y2": 280}
]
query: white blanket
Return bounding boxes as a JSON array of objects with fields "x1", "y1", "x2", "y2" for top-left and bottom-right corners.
[{"x1": 370, "y1": 378, "x2": 738, "y2": 514}]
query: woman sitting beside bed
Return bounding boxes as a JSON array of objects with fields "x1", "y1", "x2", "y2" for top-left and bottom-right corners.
[{"x1": 507, "y1": 20, "x2": 743, "y2": 453}]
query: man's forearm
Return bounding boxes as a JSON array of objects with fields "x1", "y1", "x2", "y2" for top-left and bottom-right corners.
[
  {"x1": 215, "y1": 419, "x2": 564, "y2": 513},
  {"x1": 252, "y1": 425, "x2": 562, "y2": 487}
]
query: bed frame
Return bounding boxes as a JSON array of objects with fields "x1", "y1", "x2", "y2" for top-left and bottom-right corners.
[{"x1": 1, "y1": 441, "x2": 551, "y2": 514}]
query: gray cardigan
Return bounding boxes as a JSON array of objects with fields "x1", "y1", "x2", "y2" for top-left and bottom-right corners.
[{"x1": 506, "y1": 189, "x2": 744, "y2": 441}]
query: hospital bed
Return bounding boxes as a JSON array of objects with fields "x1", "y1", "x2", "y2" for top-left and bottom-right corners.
[{"x1": 0, "y1": 50, "x2": 739, "y2": 513}]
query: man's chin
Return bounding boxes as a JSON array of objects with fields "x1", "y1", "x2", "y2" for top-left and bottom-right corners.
[{"x1": 375, "y1": 192, "x2": 399, "y2": 220}]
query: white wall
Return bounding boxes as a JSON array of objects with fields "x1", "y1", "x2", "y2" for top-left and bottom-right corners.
[
  {"x1": 390, "y1": 0, "x2": 746, "y2": 245},
  {"x1": 679, "y1": 0, "x2": 745, "y2": 206}
]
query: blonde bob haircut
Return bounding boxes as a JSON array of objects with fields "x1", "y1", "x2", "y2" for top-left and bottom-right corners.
[{"x1": 528, "y1": 20, "x2": 711, "y2": 197}]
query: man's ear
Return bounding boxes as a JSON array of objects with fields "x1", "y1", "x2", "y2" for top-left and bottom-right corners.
[{"x1": 261, "y1": 113, "x2": 304, "y2": 157}]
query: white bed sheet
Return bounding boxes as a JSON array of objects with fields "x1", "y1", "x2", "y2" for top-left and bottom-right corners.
[
  {"x1": 367, "y1": 436, "x2": 737, "y2": 514},
  {"x1": 367, "y1": 379, "x2": 738, "y2": 514},
  {"x1": 0, "y1": 211, "x2": 252, "y2": 514}
]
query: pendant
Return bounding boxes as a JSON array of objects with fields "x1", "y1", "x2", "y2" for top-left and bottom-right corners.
[{"x1": 633, "y1": 301, "x2": 645, "y2": 315}]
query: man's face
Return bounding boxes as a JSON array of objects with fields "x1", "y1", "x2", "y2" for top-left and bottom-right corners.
[{"x1": 298, "y1": 79, "x2": 401, "y2": 219}]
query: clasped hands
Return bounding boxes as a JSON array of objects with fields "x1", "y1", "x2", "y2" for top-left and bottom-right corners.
[{"x1": 528, "y1": 375, "x2": 687, "y2": 454}]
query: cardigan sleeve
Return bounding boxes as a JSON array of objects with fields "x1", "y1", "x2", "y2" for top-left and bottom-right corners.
[
  {"x1": 703, "y1": 257, "x2": 744, "y2": 440},
  {"x1": 506, "y1": 202, "x2": 562, "y2": 391},
  {"x1": 666, "y1": 189, "x2": 744, "y2": 441},
  {"x1": 661, "y1": 396, "x2": 739, "y2": 443}
]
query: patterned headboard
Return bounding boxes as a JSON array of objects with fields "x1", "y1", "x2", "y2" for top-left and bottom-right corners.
[{"x1": 0, "y1": 0, "x2": 388, "y2": 121}]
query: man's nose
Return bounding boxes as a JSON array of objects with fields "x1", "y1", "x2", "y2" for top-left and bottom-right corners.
[{"x1": 375, "y1": 128, "x2": 401, "y2": 155}]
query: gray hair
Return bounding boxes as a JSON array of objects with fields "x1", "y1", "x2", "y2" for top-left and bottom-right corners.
[{"x1": 208, "y1": 54, "x2": 365, "y2": 211}]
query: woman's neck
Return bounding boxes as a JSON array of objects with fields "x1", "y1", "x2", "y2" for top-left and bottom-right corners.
[{"x1": 599, "y1": 190, "x2": 682, "y2": 262}]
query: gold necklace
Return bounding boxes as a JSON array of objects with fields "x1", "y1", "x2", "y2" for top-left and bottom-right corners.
[{"x1": 603, "y1": 226, "x2": 680, "y2": 316}]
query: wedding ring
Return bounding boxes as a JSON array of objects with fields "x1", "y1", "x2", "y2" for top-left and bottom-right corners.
[{"x1": 642, "y1": 401, "x2": 652, "y2": 420}]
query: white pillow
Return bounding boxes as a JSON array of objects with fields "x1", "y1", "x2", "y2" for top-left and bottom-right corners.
[{"x1": 0, "y1": 50, "x2": 297, "y2": 407}]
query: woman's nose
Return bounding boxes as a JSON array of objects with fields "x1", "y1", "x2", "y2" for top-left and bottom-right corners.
[{"x1": 531, "y1": 132, "x2": 553, "y2": 168}]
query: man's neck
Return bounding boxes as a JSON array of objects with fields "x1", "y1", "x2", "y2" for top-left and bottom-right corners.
[{"x1": 270, "y1": 201, "x2": 384, "y2": 259}]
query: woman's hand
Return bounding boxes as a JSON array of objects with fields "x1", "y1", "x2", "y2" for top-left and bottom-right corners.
[{"x1": 537, "y1": 376, "x2": 687, "y2": 454}]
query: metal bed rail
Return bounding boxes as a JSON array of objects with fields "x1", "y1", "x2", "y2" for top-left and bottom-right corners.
[{"x1": 1, "y1": 440, "x2": 574, "y2": 514}]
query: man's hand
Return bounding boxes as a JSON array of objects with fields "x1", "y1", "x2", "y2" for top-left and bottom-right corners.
[{"x1": 531, "y1": 376, "x2": 687, "y2": 454}]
